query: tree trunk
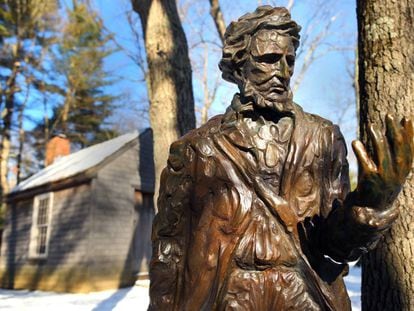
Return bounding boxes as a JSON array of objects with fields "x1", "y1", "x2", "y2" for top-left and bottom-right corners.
[
  {"x1": 0, "y1": 62, "x2": 19, "y2": 202},
  {"x1": 357, "y1": 1, "x2": 414, "y2": 309},
  {"x1": 132, "y1": 0, "x2": 196, "y2": 203},
  {"x1": 208, "y1": 0, "x2": 226, "y2": 44},
  {"x1": 16, "y1": 84, "x2": 29, "y2": 184}
]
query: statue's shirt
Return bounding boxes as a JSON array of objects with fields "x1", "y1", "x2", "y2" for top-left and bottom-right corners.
[
  {"x1": 223, "y1": 115, "x2": 297, "y2": 267},
  {"x1": 243, "y1": 115, "x2": 293, "y2": 191}
]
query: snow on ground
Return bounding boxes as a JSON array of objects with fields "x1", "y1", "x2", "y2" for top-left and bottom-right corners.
[
  {"x1": 0, "y1": 281, "x2": 149, "y2": 311},
  {"x1": 0, "y1": 269, "x2": 361, "y2": 310},
  {"x1": 345, "y1": 265, "x2": 361, "y2": 311}
]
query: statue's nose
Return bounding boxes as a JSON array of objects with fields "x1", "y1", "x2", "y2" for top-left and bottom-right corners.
[{"x1": 275, "y1": 56, "x2": 291, "y2": 79}]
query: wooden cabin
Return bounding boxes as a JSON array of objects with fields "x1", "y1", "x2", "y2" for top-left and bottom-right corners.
[{"x1": 0, "y1": 130, "x2": 154, "y2": 292}]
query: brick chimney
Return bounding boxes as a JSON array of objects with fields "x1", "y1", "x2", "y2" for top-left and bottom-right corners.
[{"x1": 45, "y1": 134, "x2": 70, "y2": 166}]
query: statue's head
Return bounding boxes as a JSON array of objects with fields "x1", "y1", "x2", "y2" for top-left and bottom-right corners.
[{"x1": 219, "y1": 6, "x2": 301, "y2": 112}]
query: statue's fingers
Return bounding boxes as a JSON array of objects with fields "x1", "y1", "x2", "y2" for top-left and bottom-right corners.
[
  {"x1": 369, "y1": 123, "x2": 390, "y2": 171},
  {"x1": 399, "y1": 118, "x2": 414, "y2": 174},
  {"x1": 401, "y1": 117, "x2": 414, "y2": 160},
  {"x1": 401, "y1": 117, "x2": 414, "y2": 137},
  {"x1": 352, "y1": 140, "x2": 377, "y2": 174},
  {"x1": 385, "y1": 115, "x2": 404, "y2": 160}
]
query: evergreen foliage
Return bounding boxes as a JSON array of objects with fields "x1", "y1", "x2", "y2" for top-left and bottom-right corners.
[
  {"x1": 51, "y1": 0, "x2": 119, "y2": 148},
  {"x1": 32, "y1": 0, "x2": 119, "y2": 151},
  {"x1": 0, "y1": 0, "x2": 60, "y2": 217},
  {"x1": 0, "y1": 0, "x2": 119, "y2": 213},
  {"x1": 29, "y1": 0, "x2": 119, "y2": 170}
]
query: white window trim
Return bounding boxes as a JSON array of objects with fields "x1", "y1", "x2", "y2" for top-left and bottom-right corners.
[{"x1": 29, "y1": 192, "x2": 54, "y2": 259}]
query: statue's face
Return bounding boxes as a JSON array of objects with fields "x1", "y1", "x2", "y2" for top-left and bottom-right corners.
[{"x1": 241, "y1": 29, "x2": 296, "y2": 111}]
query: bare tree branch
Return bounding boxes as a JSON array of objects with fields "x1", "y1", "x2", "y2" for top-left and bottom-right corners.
[
  {"x1": 198, "y1": 44, "x2": 220, "y2": 125},
  {"x1": 292, "y1": 13, "x2": 337, "y2": 92},
  {"x1": 16, "y1": 76, "x2": 31, "y2": 183},
  {"x1": 101, "y1": 10, "x2": 148, "y2": 79},
  {"x1": 208, "y1": 0, "x2": 226, "y2": 44},
  {"x1": 200, "y1": 45, "x2": 210, "y2": 124},
  {"x1": 125, "y1": 10, "x2": 148, "y2": 77},
  {"x1": 189, "y1": 39, "x2": 222, "y2": 50},
  {"x1": 286, "y1": 0, "x2": 295, "y2": 11}
]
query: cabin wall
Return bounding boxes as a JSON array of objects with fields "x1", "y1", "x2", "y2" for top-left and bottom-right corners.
[
  {"x1": 90, "y1": 135, "x2": 154, "y2": 291},
  {"x1": 0, "y1": 183, "x2": 93, "y2": 292},
  {"x1": 0, "y1": 131, "x2": 155, "y2": 293}
]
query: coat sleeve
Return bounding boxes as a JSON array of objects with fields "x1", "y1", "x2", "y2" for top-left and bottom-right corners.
[
  {"x1": 315, "y1": 125, "x2": 391, "y2": 262},
  {"x1": 148, "y1": 139, "x2": 195, "y2": 311}
]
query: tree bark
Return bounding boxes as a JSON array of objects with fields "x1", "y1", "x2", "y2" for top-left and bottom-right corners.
[
  {"x1": 357, "y1": 1, "x2": 414, "y2": 309},
  {"x1": 208, "y1": 0, "x2": 226, "y2": 44},
  {"x1": 132, "y1": 0, "x2": 196, "y2": 203},
  {"x1": 0, "y1": 61, "x2": 19, "y2": 202}
]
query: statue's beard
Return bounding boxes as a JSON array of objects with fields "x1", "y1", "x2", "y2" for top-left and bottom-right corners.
[{"x1": 241, "y1": 77, "x2": 293, "y2": 113}]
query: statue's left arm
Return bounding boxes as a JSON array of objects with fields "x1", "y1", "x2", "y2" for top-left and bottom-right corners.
[
  {"x1": 149, "y1": 140, "x2": 195, "y2": 310},
  {"x1": 316, "y1": 115, "x2": 413, "y2": 262}
]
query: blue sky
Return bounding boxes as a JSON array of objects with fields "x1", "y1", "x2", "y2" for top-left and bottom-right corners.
[
  {"x1": 88, "y1": 0, "x2": 358, "y2": 173},
  {"x1": 93, "y1": 0, "x2": 357, "y2": 130},
  {"x1": 94, "y1": 0, "x2": 357, "y2": 173},
  {"x1": 3, "y1": 0, "x2": 359, "y2": 182}
]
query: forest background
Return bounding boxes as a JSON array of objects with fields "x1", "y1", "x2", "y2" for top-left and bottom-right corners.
[
  {"x1": 2, "y1": 0, "x2": 414, "y2": 309},
  {"x1": 0, "y1": 0, "x2": 357, "y2": 229}
]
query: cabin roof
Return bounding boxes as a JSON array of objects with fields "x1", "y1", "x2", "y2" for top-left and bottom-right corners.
[{"x1": 12, "y1": 131, "x2": 142, "y2": 193}]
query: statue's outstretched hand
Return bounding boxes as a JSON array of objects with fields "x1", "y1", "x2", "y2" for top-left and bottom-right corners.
[{"x1": 351, "y1": 114, "x2": 414, "y2": 210}]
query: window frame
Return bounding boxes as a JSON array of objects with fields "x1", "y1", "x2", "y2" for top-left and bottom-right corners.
[{"x1": 29, "y1": 192, "x2": 54, "y2": 259}]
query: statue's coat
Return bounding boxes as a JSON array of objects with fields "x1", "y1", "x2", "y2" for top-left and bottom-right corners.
[{"x1": 149, "y1": 100, "x2": 353, "y2": 311}]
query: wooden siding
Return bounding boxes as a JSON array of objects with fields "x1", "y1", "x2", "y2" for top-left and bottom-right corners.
[
  {"x1": 90, "y1": 133, "x2": 154, "y2": 288},
  {"x1": 0, "y1": 183, "x2": 93, "y2": 292},
  {"x1": 0, "y1": 130, "x2": 155, "y2": 292},
  {"x1": 0, "y1": 199, "x2": 32, "y2": 266}
]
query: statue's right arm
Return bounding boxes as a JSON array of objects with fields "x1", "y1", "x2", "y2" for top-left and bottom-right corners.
[
  {"x1": 317, "y1": 116, "x2": 413, "y2": 262},
  {"x1": 148, "y1": 140, "x2": 196, "y2": 311}
]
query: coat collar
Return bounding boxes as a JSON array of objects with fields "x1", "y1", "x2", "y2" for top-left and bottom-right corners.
[{"x1": 220, "y1": 94, "x2": 299, "y2": 150}]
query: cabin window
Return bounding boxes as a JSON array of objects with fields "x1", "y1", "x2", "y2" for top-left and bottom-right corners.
[{"x1": 29, "y1": 192, "x2": 54, "y2": 258}]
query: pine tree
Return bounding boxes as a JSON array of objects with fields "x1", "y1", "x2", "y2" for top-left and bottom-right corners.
[
  {"x1": 0, "y1": 0, "x2": 59, "y2": 204},
  {"x1": 49, "y1": 0, "x2": 118, "y2": 149}
]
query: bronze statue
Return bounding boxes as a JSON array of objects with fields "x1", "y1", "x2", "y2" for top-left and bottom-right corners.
[{"x1": 149, "y1": 6, "x2": 414, "y2": 311}]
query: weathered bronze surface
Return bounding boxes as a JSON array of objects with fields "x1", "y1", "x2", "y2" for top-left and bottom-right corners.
[{"x1": 148, "y1": 6, "x2": 414, "y2": 311}]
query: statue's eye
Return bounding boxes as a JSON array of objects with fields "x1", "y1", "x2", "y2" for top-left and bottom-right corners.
[
  {"x1": 286, "y1": 56, "x2": 295, "y2": 67},
  {"x1": 254, "y1": 53, "x2": 282, "y2": 64}
]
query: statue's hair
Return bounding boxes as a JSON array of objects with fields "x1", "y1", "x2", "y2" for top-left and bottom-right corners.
[{"x1": 219, "y1": 6, "x2": 301, "y2": 85}]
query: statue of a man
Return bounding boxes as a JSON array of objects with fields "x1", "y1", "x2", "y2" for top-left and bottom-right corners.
[{"x1": 149, "y1": 6, "x2": 413, "y2": 311}]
